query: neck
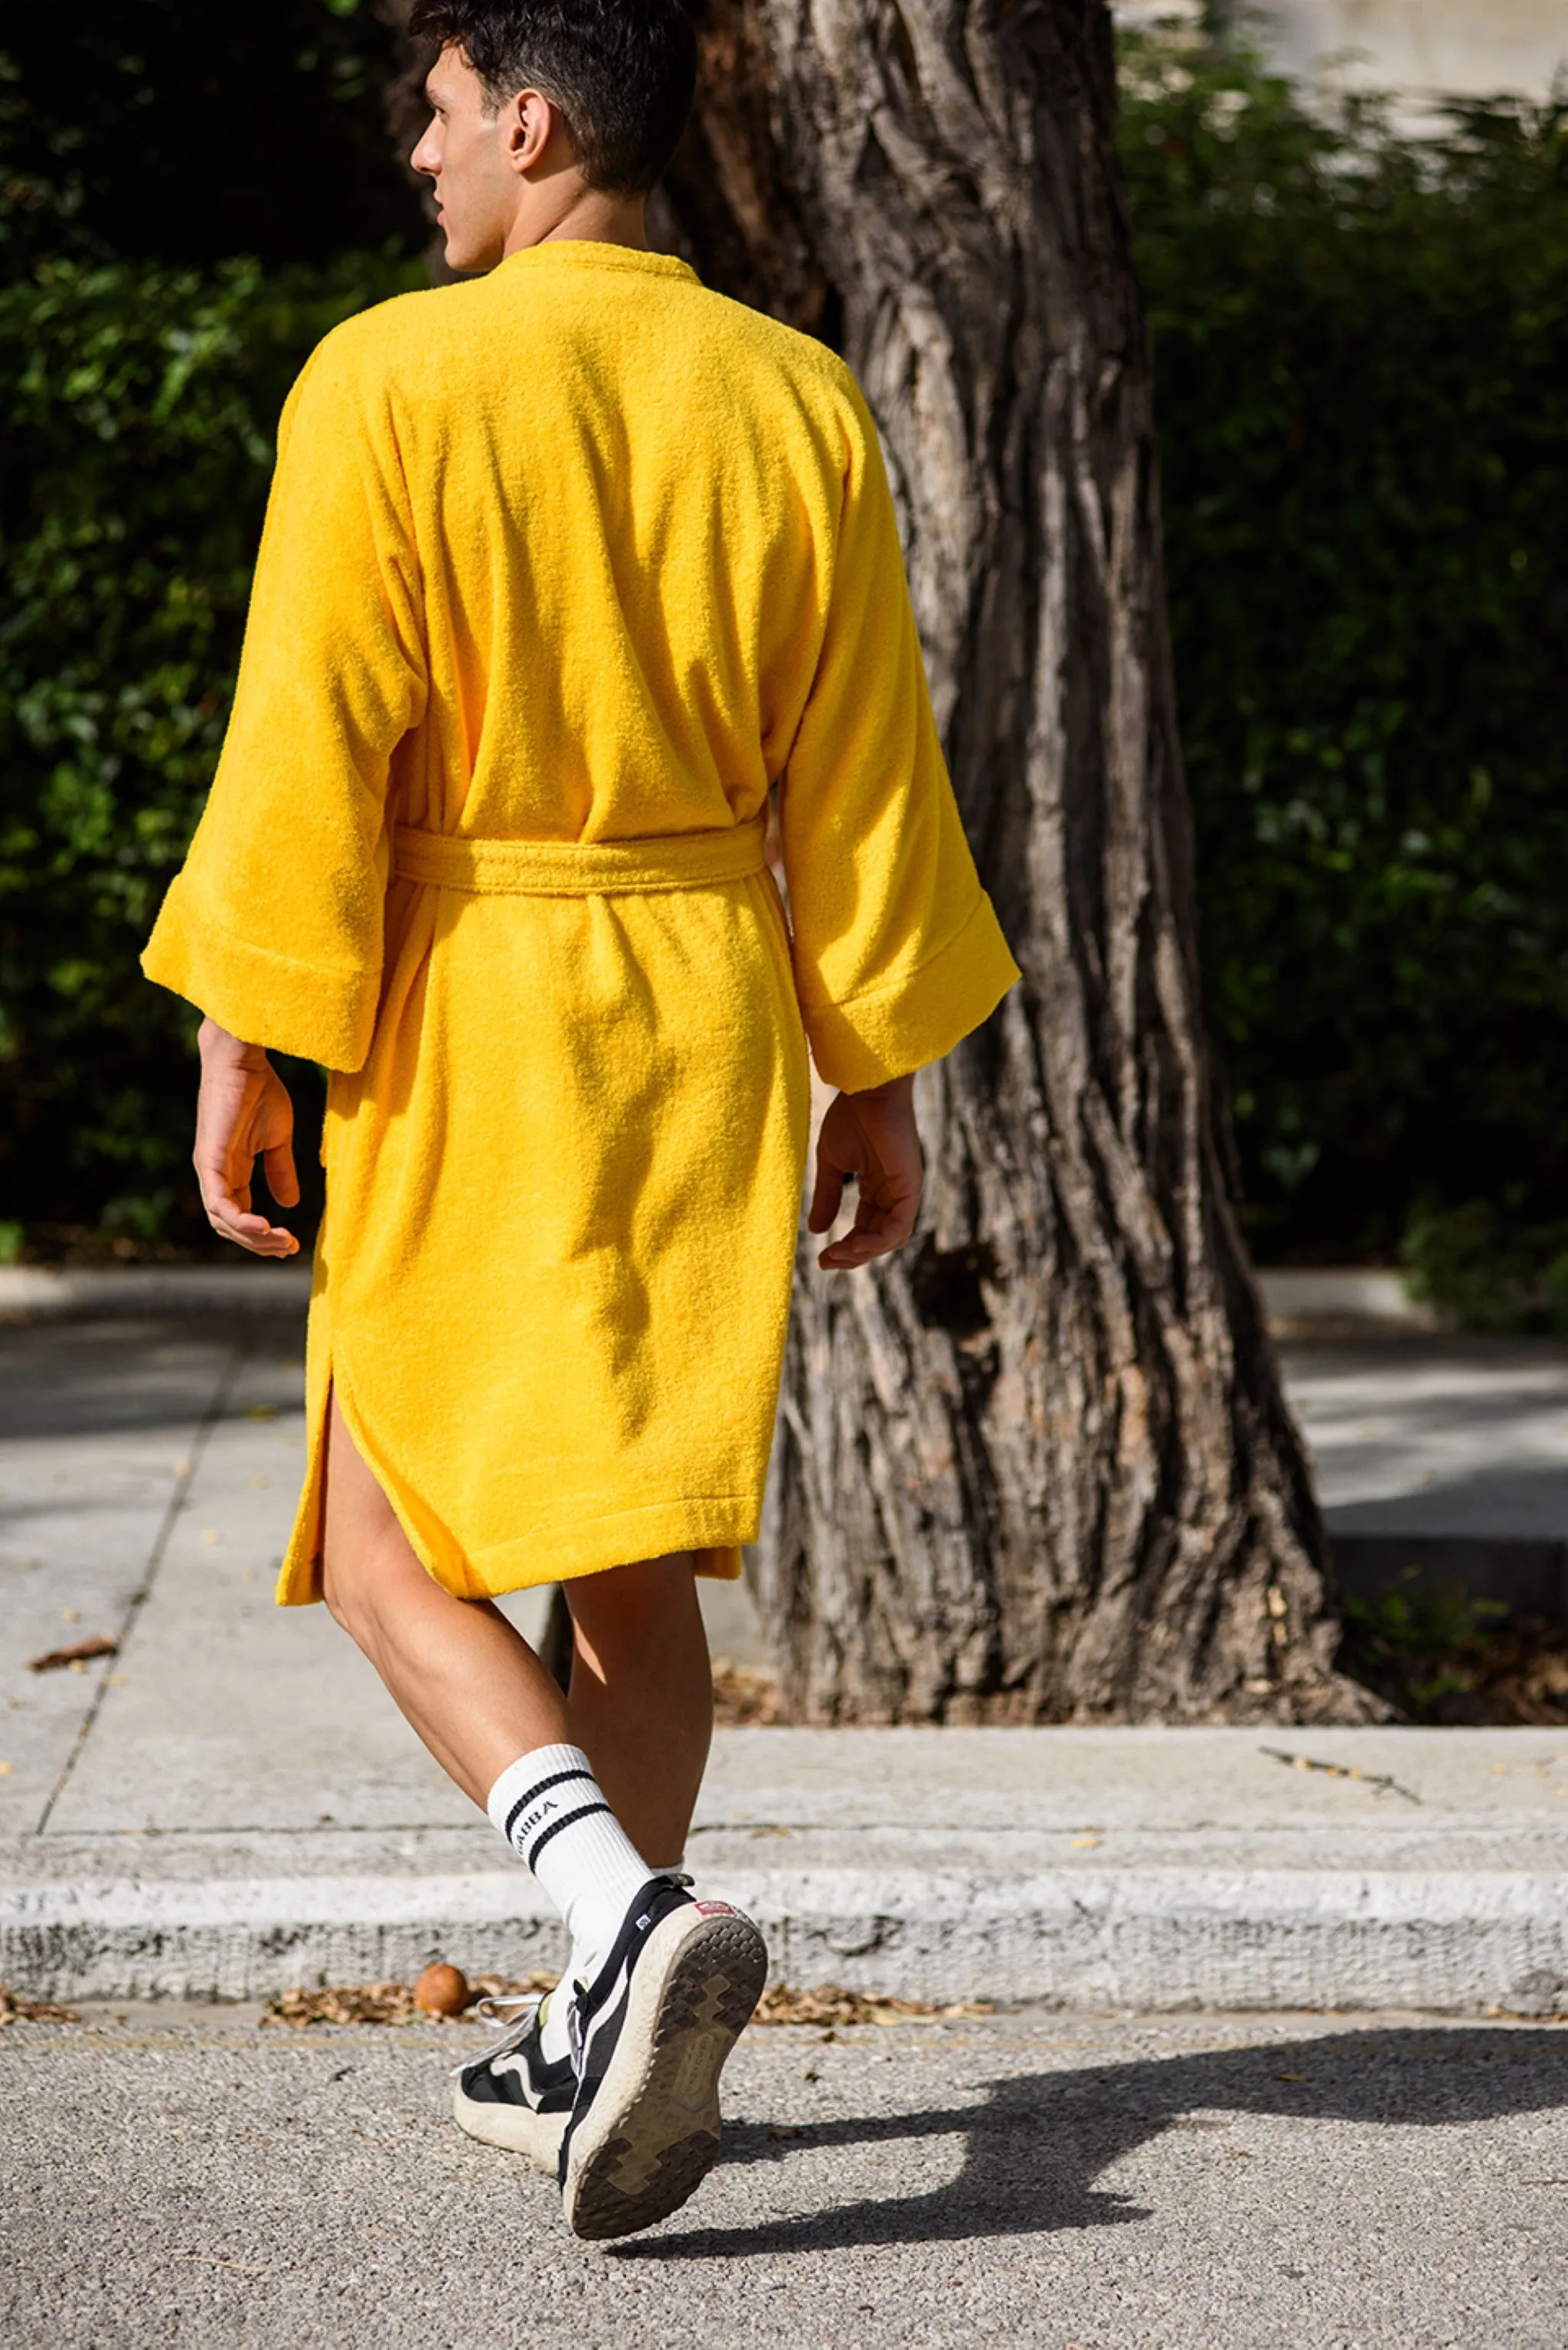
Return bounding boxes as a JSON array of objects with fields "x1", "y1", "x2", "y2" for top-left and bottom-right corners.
[{"x1": 504, "y1": 184, "x2": 648, "y2": 258}]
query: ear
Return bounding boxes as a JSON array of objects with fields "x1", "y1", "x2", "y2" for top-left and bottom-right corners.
[{"x1": 505, "y1": 87, "x2": 568, "y2": 177}]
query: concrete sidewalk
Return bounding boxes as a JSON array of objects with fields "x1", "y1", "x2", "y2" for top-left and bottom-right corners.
[{"x1": 2, "y1": 1309, "x2": 1567, "y2": 2012}]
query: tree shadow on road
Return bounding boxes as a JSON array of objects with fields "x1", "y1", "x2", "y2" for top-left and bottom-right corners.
[{"x1": 609, "y1": 2025, "x2": 1568, "y2": 2260}]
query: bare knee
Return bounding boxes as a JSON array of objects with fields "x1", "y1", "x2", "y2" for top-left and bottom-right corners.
[
  {"x1": 319, "y1": 1544, "x2": 361, "y2": 1637},
  {"x1": 319, "y1": 1519, "x2": 384, "y2": 1648},
  {"x1": 320, "y1": 1393, "x2": 418, "y2": 1648},
  {"x1": 567, "y1": 1552, "x2": 703, "y2": 1662}
]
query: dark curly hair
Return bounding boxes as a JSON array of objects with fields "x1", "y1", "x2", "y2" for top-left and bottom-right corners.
[{"x1": 407, "y1": 0, "x2": 696, "y2": 195}]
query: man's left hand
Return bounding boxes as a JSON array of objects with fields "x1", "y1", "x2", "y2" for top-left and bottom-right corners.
[{"x1": 808, "y1": 1073, "x2": 923, "y2": 1272}]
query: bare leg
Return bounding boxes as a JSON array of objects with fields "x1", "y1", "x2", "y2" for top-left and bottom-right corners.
[
  {"x1": 320, "y1": 1395, "x2": 566, "y2": 1804},
  {"x1": 565, "y1": 1557, "x2": 714, "y2": 1862},
  {"x1": 320, "y1": 1395, "x2": 714, "y2": 1860}
]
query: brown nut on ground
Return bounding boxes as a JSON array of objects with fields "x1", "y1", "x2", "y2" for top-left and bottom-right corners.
[{"x1": 414, "y1": 1962, "x2": 469, "y2": 2016}]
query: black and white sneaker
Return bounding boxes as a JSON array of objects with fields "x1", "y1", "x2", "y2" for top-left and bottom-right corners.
[
  {"x1": 557, "y1": 1875, "x2": 768, "y2": 2241},
  {"x1": 452, "y1": 1992, "x2": 577, "y2": 2174}
]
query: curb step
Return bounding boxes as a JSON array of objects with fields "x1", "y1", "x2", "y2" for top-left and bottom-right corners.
[{"x1": 4, "y1": 1861, "x2": 1565, "y2": 2015}]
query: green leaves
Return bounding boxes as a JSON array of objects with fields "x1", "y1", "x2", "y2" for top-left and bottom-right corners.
[
  {"x1": 1401, "y1": 1198, "x2": 1568, "y2": 1335},
  {"x1": 1121, "y1": 33, "x2": 1568, "y2": 1263},
  {"x1": 0, "y1": 253, "x2": 417, "y2": 1238}
]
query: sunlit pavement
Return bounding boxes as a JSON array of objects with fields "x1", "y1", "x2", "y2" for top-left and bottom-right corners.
[{"x1": 5, "y1": 2002, "x2": 1566, "y2": 2348}]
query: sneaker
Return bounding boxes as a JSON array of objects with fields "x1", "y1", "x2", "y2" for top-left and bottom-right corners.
[
  {"x1": 557, "y1": 1874, "x2": 768, "y2": 2241},
  {"x1": 452, "y1": 1992, "x2": 576, "y2": 2174}
]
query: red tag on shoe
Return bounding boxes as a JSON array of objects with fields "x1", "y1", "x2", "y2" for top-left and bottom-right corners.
[{"x1": 695, "y1": 1901, "x2": 736, "y2": 1917}]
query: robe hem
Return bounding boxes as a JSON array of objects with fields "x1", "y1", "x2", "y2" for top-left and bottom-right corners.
[
  {"x1": 470, "y1": 1510, "x2": 750, "y2": 1598},
  {"x1": 275, "y1": 1358, "x2": 752, "y2": 1608}
]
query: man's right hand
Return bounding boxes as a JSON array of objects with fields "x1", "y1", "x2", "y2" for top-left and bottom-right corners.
[{"x1": 194, "y1": 1018, "x2": 301, "y2": 1257}]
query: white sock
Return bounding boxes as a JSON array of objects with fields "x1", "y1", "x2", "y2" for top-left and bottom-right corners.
[
  {"x1": 531, "y1": 1853, "x2": 688, "y2": 2067},
  {"x1": 485, "y1": 1743, "x2": 655, "y2": 2003}
]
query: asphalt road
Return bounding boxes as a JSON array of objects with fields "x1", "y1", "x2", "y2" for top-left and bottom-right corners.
[{"x1": 5, "y1": 2005, "x2": 1566, "y2": 2348}]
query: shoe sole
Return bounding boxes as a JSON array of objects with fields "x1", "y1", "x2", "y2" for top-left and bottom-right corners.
[
  {"x1": 560, "y1": 1904, "x2": 767, "y2": 2242},
  {"x1": 452, "y1": 2080, "x2": 568, "y2": 2175}
]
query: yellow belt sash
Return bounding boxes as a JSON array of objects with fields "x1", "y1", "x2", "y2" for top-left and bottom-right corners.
[{"x1": 392, "y1": 812, "x2": 767, "y2": 897}]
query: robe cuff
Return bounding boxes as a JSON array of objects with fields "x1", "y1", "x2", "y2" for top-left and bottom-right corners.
[
  {"x1": 142, "y1": 876, "x2": 378, "y2": 1072},
  {"x1": 799, "y1": 888, "x2": 1021, "y2": 1093}
]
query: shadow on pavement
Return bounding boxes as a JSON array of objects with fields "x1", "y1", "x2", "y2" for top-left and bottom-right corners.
[
  {"x1": 0, "y1": 1316, "x2": 302, "y2": 1443},
  {"x1": 615, "y1": 2026, "x2": 1568, "y2": 2259}
]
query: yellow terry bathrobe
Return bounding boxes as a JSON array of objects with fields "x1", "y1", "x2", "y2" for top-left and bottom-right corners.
[{"x1": 142, "y1": 241, "x2": 1019, "y2": 1607}]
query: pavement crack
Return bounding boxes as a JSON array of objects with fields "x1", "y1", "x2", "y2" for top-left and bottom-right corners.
[{"x1": 1259, "y1": 1745, "x2": 1423, "y2": 1806}]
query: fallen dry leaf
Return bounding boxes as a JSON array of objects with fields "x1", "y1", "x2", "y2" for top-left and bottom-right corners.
[
  {"x1": 261, "y1": 1972, "x2": 995, "y2": 2035},
  {"x1": 711, "y1": 1665, "x2": 787, "y2": 1725},
  {"x1": 1260, "y1": 1746, "x2": 1422, "y2": 1805},
  {"x1": 261, "y1": 1982, "x2": 420, "y2": 2028},
  {"x1": 28, "y1": 1636, "x2": 117, "y2": 1674},
  {"x1": 468, "y1": 1970, "x2": 558, "y2": 2004},
  {"x1": 0, "y1": 1982, "x2": 79, "y2": 2025},
  {"x1": 260, "y1": 1970, "x2": 555, "y2": 2028},
  {"x1": 750, "y1": 1982, "x2": 994, "y2": 2028}
]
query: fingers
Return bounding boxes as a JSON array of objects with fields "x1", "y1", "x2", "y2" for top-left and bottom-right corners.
[
  {"x1": 817, "y1": 1234, "x2": 878, "y2": 1271},
  {"x1": 223, "y1": 1214, "x2": 299, "y2": 1257},
  {"x1": 263, "y1": 1138, "x2": 302, "y2": 1209},
  {"x1": 194, "y1": 1152, "x2": 299, "y2": 1258},
  {"x1": 815, "y1": 1178, "x2": 919, "y2": 1272},
  {"x1": 812, "y1": 1083, "x2": 923, "y2": 1272},
  {"x1": 816, "y1": 1222, "x2": 908, "y2": 1271},
  {"x1": 192, "y1": 1044, "x2": 300, "y2": 1257},
  {"x1": 806, "y1": 1151, "x2": 847, "y2": 1236},
  {"x1": 206, "y1": 1195, "x2": 299, "y2": 1257},
  {"x1": 206, "y1": 1190, "x2": 299, "y2": 1257}
]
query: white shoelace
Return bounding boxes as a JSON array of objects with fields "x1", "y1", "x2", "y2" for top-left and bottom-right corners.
[{"x1": 450, "y1": 1989, "x2": 547, "y2": 2077}]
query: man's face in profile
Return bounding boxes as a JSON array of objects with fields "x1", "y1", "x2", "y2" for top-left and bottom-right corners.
[{"x1": 410, "y1": 44, "x2": 518, "y2": 273}]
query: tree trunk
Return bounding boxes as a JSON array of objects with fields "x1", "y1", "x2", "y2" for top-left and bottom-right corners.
[{"x1": 662, "y1": 0, "x2": 1376, "y2": 1724}]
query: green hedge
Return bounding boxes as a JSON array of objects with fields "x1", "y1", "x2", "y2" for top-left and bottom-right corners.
[
  {"x1": 1119, "y1": 41, "x2": 1568, "y2": 1266},
  {"x1": 0, "y1": 257, "x2": 418, "y2": 1253}
]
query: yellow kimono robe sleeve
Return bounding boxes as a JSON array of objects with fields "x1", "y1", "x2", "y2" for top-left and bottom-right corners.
[
  {"x1": 779, "y1": 380, "x2": 1020, "y2": 1093},
  {"x1": 142, "y1": 338, "x2": 426, "y2": 1069}
]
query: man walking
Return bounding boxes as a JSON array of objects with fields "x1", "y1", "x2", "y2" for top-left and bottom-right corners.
[{"x1": 145, "y1": 0, "x2": 1017, "y2": 2241}]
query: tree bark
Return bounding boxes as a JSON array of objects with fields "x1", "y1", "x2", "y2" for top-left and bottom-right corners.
[{"x1": 663, "y1": 0, "x2": 1376, "y2": 1724}]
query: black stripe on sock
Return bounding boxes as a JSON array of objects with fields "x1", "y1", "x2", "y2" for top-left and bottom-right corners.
[
  {"x1": 526, "y1": 1800, "x2": 612, "y2": 1872},
  {"x1": 502, "y1": 1768, "x2": 596, "y2": 1851}
]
